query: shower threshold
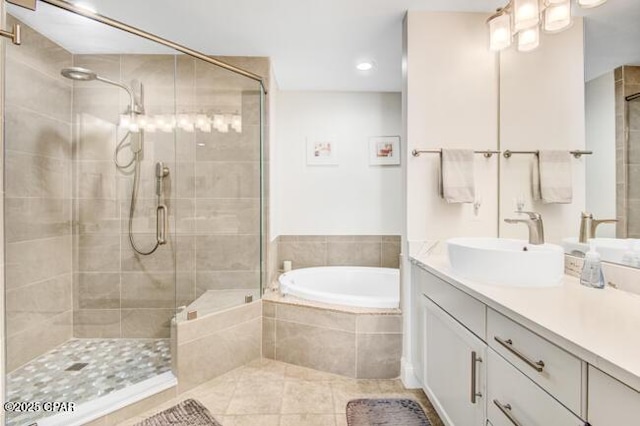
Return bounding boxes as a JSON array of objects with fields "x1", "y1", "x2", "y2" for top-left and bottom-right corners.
[{"x1": 5, "y1": 338, "x2": 174, "y2": 426}]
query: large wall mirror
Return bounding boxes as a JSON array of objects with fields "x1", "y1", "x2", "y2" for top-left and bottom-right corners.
[{"x1": 565, "y1": 0, "x2": 640, "y2": 267}]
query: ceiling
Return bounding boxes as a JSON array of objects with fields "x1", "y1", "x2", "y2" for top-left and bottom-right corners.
[{"x1": 8, "y1": 0, "x2": 640, "y2": 91}]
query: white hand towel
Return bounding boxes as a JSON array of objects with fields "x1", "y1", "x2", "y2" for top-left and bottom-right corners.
[
  {"x1": 440, "y1": 149, "x2": 475, "y2": 203},
  {"x1": 533, "y1": 150, "x2": 573, "y2": 204}
]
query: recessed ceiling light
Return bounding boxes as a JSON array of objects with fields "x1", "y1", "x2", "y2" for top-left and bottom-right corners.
[
  {"x1": 75, "y1": 2, "x2": 98, "y2": 13},
  {"x1": 356, "y1": 62, "x2": 374, "y2": 71}
]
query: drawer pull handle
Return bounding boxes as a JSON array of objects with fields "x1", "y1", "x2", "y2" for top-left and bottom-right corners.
[
  {"x1": 470, "y1": 351, "x2": 483, "y2": 404},
  {"x1": 494, "y1": 336, "x2": 545, "y2": 372},
  {"x1": 493, "y1": 399, "x2": 523, "y2": 426}
]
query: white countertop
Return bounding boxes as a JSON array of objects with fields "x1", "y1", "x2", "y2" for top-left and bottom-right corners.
[{"x1": 409, "y1": 241, "x2": 640, "y2": 393}]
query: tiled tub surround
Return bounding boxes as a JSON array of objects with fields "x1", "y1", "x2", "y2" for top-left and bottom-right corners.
[
  {"x1": 262, "y1": 297, "x2": 402, "y2": 379},
  {"x1": 174, "y1": 300, "x2": 262, "y2": 393},
  {"x1": 273, "y1": 235, "x2": 401, "y2": 281}
]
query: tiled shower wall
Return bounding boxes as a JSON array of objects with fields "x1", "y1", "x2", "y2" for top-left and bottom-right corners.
[
  {"x1": 615, "y1": 66, "x2": 640, "y2": 237},
  {"x1": 4, "y1": 18, "x2": 74, "y2": 372},
  {"x1": 72, "y1": 53, "x2": 268, "y2": 338}
]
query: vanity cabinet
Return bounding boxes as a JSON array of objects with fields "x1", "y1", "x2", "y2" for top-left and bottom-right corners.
[
  {"x1": 422, "y1": 296, "x2": 486, "y2": 425},
  {"x1": 411, "y1": 263, "x2": 589, "y2": 426},
  {"x1": 588, "y1": 366, "x2": 640, "y2": 425}
]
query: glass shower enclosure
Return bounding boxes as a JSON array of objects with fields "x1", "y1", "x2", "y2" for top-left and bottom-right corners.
[{"x1": 2, "y1": 1, "x2": 264, "y2": 424}]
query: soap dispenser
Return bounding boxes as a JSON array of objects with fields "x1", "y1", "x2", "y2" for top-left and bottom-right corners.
[{"x1": 580, "y1": 241, "x2": 605, "y2": 289}]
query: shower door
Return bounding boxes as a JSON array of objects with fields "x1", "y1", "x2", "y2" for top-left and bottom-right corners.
[{"x1": 3, "y1": 3, "x2": 179, "y2": 425}]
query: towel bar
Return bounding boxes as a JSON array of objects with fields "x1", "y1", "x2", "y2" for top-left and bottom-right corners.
[
  {"x1": 503, "y1": 150, "x2": 593, "y2": 159},
  {"x1": 411, "y1": 149, "x2": 500, "y2": 158}
]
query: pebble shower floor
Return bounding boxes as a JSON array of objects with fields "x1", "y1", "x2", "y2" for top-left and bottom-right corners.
[{"x1": 5, "y1": 338, "x2": 171, "y2": 426}]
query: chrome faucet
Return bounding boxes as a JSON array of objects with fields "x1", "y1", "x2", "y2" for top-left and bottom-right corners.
[
  {"x1": 578, "y1": 212, "x2": 617, "y2": 243},
  {"x1": 504, "y1": 211, "x2": 545, "y2": 245}
]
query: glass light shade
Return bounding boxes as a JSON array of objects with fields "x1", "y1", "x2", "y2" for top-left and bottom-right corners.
[
  {"x1": 514, "y1": 0, "x2": 540, "y2": 31},
  {"x1": 577, "y1": 0, "x2": 607, "y2": 8},
  {"x1": 544, "y1": 1, "x2": 571, "y2": 32},
  {"x1": 488, "y1": 12, "x2": 512, "y2": 51},
  {"x1": 518, "y1": 26, "x2": 540, "y2": 52}
]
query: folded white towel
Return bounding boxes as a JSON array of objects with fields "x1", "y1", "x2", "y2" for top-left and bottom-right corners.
[
  {"x1": 533, "y1": 150, "x2": 573, "y2": 204},
  {"x1": 440, "y1": 149, "x2": 475, "y2": 203}
]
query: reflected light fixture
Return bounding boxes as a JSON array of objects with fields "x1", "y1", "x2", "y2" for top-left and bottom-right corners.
[
  {"x1": 74, "y1": 2, "x2": 97, "y2": 13},
  {"x1": 356, "y1": 62, "x2": 374, "y2": 71},
  {"x1": 487, "y1": 0, "x2": 608, "y2": 53}
]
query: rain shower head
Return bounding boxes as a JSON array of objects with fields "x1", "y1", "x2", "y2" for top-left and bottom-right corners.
[
  {"x1": 60, "y1": 67, "x2": 143, "y2": 114},
  {"x1": 626, "y1": 92, "x2": 640, "y2": 102},
  {"x1": 61, "y1": 67, "x2": 97, "y2": 81}
]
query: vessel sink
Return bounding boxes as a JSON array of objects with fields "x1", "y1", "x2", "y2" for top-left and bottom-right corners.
[
  {"x1": 446, "y1": 238, "x2": 564, "y2": 287},
  {"x1": 562, "y1": 237, "x2": 631, "y2": 265}
]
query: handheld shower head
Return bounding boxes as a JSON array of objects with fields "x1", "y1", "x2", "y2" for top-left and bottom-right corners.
[{"x1": 60, "y1": 67, "x2": 143, "y2": 114}]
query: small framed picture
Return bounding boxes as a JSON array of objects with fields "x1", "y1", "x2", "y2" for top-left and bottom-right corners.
[
  {"x1": 306, "y1": 139, "x2": 338, "y2": 166},
  {"x1": 369, "y1": 136, "x2": 400, "y2": 166}
]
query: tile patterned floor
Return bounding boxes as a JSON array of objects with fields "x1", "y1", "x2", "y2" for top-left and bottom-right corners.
[
  {"x1": 6, "y1": 339, "x2": 171, "y2": 426},
  {"x1": 117, "y1": 358, "x2": 444, "y2": 426}
]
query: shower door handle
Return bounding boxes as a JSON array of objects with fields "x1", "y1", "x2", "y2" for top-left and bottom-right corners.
[{"x1": 157, "y1": 204, "x2": 168, "y2": 245}]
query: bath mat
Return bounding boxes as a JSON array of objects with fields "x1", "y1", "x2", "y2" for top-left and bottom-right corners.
[
  {"x1": 346, "y1": 398, "x2": 431, "y2": 426},
  {"x1": 134, "y1": 399, "x2": 222, "y2": 426}
]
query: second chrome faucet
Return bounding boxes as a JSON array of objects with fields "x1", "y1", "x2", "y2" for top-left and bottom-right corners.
[{"x1": 504, "y1": 211, "x2": 545, "y2": 245}]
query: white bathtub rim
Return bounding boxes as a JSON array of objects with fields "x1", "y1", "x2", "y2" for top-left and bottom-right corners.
[{"x1": 279, "y1": 266, "x2": 400, "y2": 309}]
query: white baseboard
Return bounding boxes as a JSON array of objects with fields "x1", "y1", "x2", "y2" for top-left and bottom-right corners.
[{"x1": 400, "y1": 357, "x2": 421, "y2": 389}]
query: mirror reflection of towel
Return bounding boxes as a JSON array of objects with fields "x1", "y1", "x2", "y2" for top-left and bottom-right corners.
[
  {"x1": 533, "y1": 150, "x2": 572, "y2": 203},
  {"x1": 440, "y1": 149, "x2": 475, "y2": 203}
]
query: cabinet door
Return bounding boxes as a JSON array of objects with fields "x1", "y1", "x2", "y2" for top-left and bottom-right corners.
[
  {"x1": 423, "y1": 296, "x2": 486, "y2": 426},
  {"x1": 588, "y1": 366, "x2": 640, "y2": 425}
]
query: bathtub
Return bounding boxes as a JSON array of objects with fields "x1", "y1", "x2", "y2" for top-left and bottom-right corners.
[{"x1": 278, "y1": 266, "x2": 400, "y2": 309}]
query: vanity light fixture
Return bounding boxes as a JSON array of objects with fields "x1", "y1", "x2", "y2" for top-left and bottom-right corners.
[{"x1": 487, "y1": 0, "x2": 608, "y2": 52}]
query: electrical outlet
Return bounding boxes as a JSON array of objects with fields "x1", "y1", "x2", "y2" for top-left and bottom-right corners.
[{"x1": 565, "y1": 256, "x2": 583, "y2": 277}]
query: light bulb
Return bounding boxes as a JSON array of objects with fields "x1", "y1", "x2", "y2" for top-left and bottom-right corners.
[
  {"x1": 544, "y1": 0, "x2": 571, "y2": 32},
  {"x1": 488, "y1": 12, "x2": 512, "y2": 51},
  {"x1": 577, "y1": 0, "x2": 607, "y2": 8},
  {"x1": 518, "y1": 26, "x2": 540, "y2": 52},
  {"x1": 514, "y1": 0, "x2": 540, "y2": 31}
]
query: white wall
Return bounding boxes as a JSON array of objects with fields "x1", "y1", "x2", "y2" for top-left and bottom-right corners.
[
  {"x1": 498, "y1": 20, "x2": 586, "y2": 244},
  {"x1": 405, "y1": 12, "x2": 500, "y2": 242},
  {"x1": 275, "y1": 91, "x2": 402, "y2": 235},
  {"x1": 585, "y1": 71, "x2": 616, "y2": 237}
]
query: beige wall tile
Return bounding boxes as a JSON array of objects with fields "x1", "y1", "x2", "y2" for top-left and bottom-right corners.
[
  {"x1": 278, "y1": 241, "x2": 327, "y2": 269},
  {"x1": 121, "y1": 308, "x2": 173, "y2": 338},
  {"x1": 7, "y1": 311, "x2": 72, "y2": 372},
  {"x1": 177, "y1": 301, "x2": 261, "y2": 344},
  {"x1": 263, "y1": 301, "x2": 276, "y2": 318},
  {"x1": 195, "y1": 271, "x2": 261, "y2": 295},
  {"x1": 72, "y1": 86, "x2": 120, "y2": 124},
  {"x1": 5, "y1": 152, "x2": 70, "y2": 199},
  {"x1": 73, "y1": 309, "x2": 120, "y2": 338},
  {"x1": 263, "y1": 317, "x2": 276, "y2": 359},
  {"x1": 121, "y1": 54, "x2": 176, "y2": 88},
  {"x1": 5, "y1": 198, "x2": 71, "y2": 243},
  {"x1": 77, "y1": 160, "x2": 118, "y2": 200},
  {"x1": 356, "y1": 334, "x2": 402, "y2": 379},
  {"x1": 381, "y1": 242, "x2": 401, "y2": 268},
  {"x1": 275, "y1": 321, "x2": 356, "y2": 377},
  {"x1": 196, "y1": 235, "x2": 260, "y2": 271},
  {"x1": 5, "y1": 108, "x2": 71, "y2": 159},
  {"x1": 121, "y1": 235, "x2": 194, "y2": 272},
  {"x1": 356, "y1": 315, "x2": 402, "y2": 334},
  {"x1": 74, "y1": 272, "x2": 120, "y2": 309},
  {"x1": 76, "y1": 234, "x2": 120, "y2": 272},
  {"x1": 77, "y1": 199, "x2": 121, "y2": 234},
  {"x1": 178, "y1": 317, "x2": 261, "y2": 392},
  {"x1": 195, "y1": 198, "x2": 260, "y2": 234},
  {"x1": 276, "y1": 304, "x2": 355, "y2": 332},
  {"x1": 326, "y1": 242, "x2": 381, "y2": 267},
  {"x1": 5, "y1": 235, "x2": 72, "y2": 290},
  {"x1": 195, "y1": 125, "x2": 261, "y2": 162},
  {"x1": 195, "y1": 162, "x2": 260, "y2": 198},
  {"x1": 6, "y1": 274, "x2": 72, "y2": 336}
]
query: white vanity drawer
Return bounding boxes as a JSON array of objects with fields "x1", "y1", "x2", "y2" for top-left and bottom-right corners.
[
  {"x1": 487, "y1": 349, "x2": 585, "y2": 426},
  {"x1": 487, "y1": 308, "x2": 583, "y2": 415},
  {"x1": 588, "y1": 366, "x2": 640, "y2": 425},
  {"x1": 419, "y1": 268, "x2": 486, "y2": 340}
]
